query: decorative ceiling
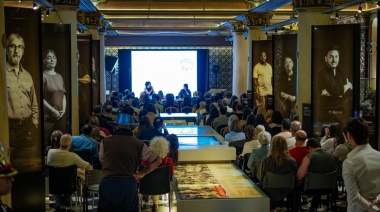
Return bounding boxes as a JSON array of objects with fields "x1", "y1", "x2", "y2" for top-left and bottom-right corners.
[{"x1": 3, "y1": 0, "x2": 379, "y2": 37}]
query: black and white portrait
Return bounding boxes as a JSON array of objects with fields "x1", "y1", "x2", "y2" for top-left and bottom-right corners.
[
  {"x1": 5, "y1": 7, "x2": 42, "y2": 173},
  {"x1": 252, "y1": 40, "x2": 273, "y2": 110},
  {"x1": 312, "y1": 25, "x2": 360, "y2": 129},
  {"x1": 273, "y1": 34, "x2": 297, "y2": 119},
  {"x1": 42, "y1": 23, "x2": 72, "y2": 151}
]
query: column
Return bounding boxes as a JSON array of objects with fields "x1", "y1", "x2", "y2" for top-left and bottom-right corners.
[
  {"x1": 296, "y1": 7, "x2": 330, "y2": 120},
  {"x1": 245, "y1": 13, "x2": 271, "y2": 90},
  {"x1": 43, "y1": 6, "x2": 80, "y2": 135},
  {"x1": 231, "y1": 21, "x2": 248, "y2": 96},
  {"x1": 0, "y1": 1, "x2": 12, "y2": 207},
  {"x1": 99, "y1": 32, "x2": 106, "y2": 103}
]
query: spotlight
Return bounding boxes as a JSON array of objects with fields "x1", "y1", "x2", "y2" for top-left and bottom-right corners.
[
  {"x1": 358, "y1": 4, "x2": 362, "y2": 13},
  {"x1": 377, "y1": 1, "x2": 380, "y2": 7},
  {"x1": 33, "y1": 2, "x2": 38, "y2": 10},
  {"x1": 46, "y1": 10, "x2": 50, "y2": 16},
  {"x1": 335, "y1": 12, "x2": 339, "y2": 20},
  {"x1": 18, "y1": 0, "x2": 22, "y2": 2}
]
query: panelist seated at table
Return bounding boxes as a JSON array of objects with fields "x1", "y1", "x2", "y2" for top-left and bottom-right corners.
[{"x1": 137, "y1": 117, "x2": 169, "y2": 141}]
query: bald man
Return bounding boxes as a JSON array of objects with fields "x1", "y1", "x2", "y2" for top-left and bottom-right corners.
[
  {"x1": 286, "y1": 120, "x2": 302, "y2": 149},
  {"x1": 289, "y1": 130, "x2": 309, "y2": 166},
  {"x1": 47, "y1": 134, "x2": 92, "y2": 210}
]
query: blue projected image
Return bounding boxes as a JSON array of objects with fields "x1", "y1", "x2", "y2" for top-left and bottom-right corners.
[{"x1": 178, "y1": 136, "x2": 221, "y2": 146}]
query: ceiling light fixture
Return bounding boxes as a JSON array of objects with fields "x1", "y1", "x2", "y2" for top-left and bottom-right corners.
[
  {"x1": 33, "y1": 2, "x2": 38, "y2": 10},
  {"x1": 358, "y1": 4, "x2": 362, "y2": 13},
  {"x1": 18, "y1": 0, "x2": 22, "y2": 2}
]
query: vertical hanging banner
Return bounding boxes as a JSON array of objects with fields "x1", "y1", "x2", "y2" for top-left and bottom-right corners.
[
  {"x1": 312, "y1": 24, "x2": 360, "y2": 131},
  {"x1": 4, "y1": 7, "x2": 42, "y2": 173},
  {"x1": 252, "y1": 40, "x2": 273, "y2": 111},
  {"x1": 41, "y1": 23, "x2": 72, "y2": 150},
  {"x1": 273, "y1": 34, "x2": 297, "y2": 119},
  {"x1": 92, "y1": 40, "x2": 100, "y2": 106},
  {"x1": 77, "y1": 34, "x2": 93, "y2": 129}
]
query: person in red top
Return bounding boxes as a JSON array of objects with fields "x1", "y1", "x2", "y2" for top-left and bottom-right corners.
[
  {"x1": 141, "y1": 136, "x2": 174, "y2": 211},
  {"x1": 289, "y1": 130, "x2": 309, "y2": 166}
]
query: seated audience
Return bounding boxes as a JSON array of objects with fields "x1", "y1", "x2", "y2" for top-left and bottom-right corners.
[
  {"x1": 89, "y1": 115, "x2": 111, "y2": 137},
  {"x1": 141, "y1": 137, "x2": 174, "y2": 211},
  {"x1": 103, "y1": 104, "x2": 117, "y2": 121},
  {"x1": 297, "y1": 138, "x2": 336, "y2": 211},
  {"x1": 240, "y1": 125, "x2": 264, "y2": 156},
  {"x1": 286, "y1": 120, "x2": 302, "y2": 149},
  {"x1": 247, "y1": 131, "x2": 271, "y2": 178},
  {"x1": 289, "y1": 130, "x2": 309, "y2": 166},
  {"x1": 206, "y1": 107, "x2": 219, "y2": 126},
  {"x1": 257, "y1": 136, "x2": 297, "y2": 211},
  {"x1": 268, "y1": 111, "x2": 283, "y2": 137},
  {"x1": 273, "y1": 118, "x2": 292, "y2": 139},
  {"x1": 137, "y1": 117, "x2": 168, "y2": 141},
  {"x1": 225, "y1": 119, "x2": 245, "y2": 142},
  {"x1": 47, "y1": 134, "x2": 93, "y2": 211},
  {"x1": 212, "y1": 106, "x2": 229, "y2": 129},
  {"x1": 320, "y1": 123, "x2": 345, "y2": 154},
  {"x1": 71, "y1": 124, "x2": 99, "y2": 158},
  {"x1": 221, "y1": 115, "x2": 239, "y2": 137},
  {"x1": 166, "y1": 134, "x2": 180, "y2": 166},
  {"x1": 46, "y1": 130, "x2": 63, "y2": 154}
]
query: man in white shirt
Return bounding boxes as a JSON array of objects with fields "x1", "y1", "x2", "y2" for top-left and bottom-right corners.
[
  {"x1": 253, "y1": 51, "x2": 272, "y2": 109},
  {"x1": 286, "y1": 120, "x2": 302, "y2": 149},
  {"x1": 47, "y1": 134, "x2": 93, "y2": 210},
  {"x1": 343, "y1": 118, "x2": 380, "y2": 212}
]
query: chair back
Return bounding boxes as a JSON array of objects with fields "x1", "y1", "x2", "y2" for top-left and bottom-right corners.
[
  {"x1": 92, "y1": 156, "x2": 102, "y2": 170},
  {"x1": 48, "y1": 165, "x2": 77, "y2": 195},
  {"x1": 262, "y1": 172, "x2": 295, "y2": 189},
  {"x1": 86, "y1": 169, "x2": 103, "y2": 191},
  {"x1": 73, "y1": 149, "x2": 93, "y2": 165},
  {"x1": 165, "y1": 107, "x2": 178, "y2": 113},
  {"x1": 181, "y1": 106, "x2": 192, "y2": 113},
  {"x1": 304, "y1": 171, "x2": 337, "y2": 191},
  {"x1": 215, "y1": 124, "x2": 228, "y2": 135},
  {"x1": 139, "y1": 165, "x2": 170, "y2": 195}
]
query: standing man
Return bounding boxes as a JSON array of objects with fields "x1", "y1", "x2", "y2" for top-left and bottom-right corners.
[
  {"x1": 98, "y1": 113, "x2": 161, "y2": 211},
  {"x1": 342, "y1": 118, "x2": 380, "y2": 212},
  {"x1": 315, "y1": 46, "x2": 352, "y2": 126},
  {"x1": 253, "y1": 51, "x2": 272, "y2": 109},
  {"x1": 0, "y1": 143, "x2": 18, "y2": 212},
  {"x1": 6, "y1": 33, "x2": 39, "y2": 164}
]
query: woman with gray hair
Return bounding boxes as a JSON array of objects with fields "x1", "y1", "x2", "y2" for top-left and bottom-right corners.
[
  {"x1": 246, "y1": 131, "x2": 271, "y2": 181},
  {"x1": 140, "y1": 137, "x2": 174, "y2": 211}
]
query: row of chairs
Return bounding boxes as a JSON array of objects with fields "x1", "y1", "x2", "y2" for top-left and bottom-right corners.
[
  {"x1": 164, "y1": 106, "x2": 192, "y2": 113},
  {"x1": 260, "y1": 170, "x2": 337, "y2": 211},
  {"x1": 48, "y1": 165, "x2": 172, "y2": 212}
]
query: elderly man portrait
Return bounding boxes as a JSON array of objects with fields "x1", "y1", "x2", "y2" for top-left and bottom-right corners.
[{"x1": 6, "y1": 33, "x2": 39, "y2": 167}]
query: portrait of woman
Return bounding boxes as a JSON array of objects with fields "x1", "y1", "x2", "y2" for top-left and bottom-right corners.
[{"x1": 43, "y1": 49, "x2": 66, "y2": 147}]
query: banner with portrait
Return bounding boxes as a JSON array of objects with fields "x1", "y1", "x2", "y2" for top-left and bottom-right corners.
[
  {"x1": 77, "y1": 35, "x2": 93, "y2": 129},
  {"x1": 312, "y1": 24, "x2": 360, "y2": 131},
  {"x1": 4, "y1": 7, "x2": 42, "y2": 173},
  {"x1": 273, "y1": 34, "x2": 297, "y2": 119},
  {"x1": 92, "y1": 40, "x2": 100, "y2": 106},
  {"x1": 41, "y1": 23, "x2": 72, "y2": 151},
  {"x1": 252, "y1": 40, "x2": 273, "y2": 111}
]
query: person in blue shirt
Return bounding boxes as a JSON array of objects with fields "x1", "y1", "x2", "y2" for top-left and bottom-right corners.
[{"x1": 71, "y1": 124, "x2": 99, "y2": 157}]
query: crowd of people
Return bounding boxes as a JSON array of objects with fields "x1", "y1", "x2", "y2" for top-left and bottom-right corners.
[{"x1": 2, "y1": 82, "x2": 379, "y2": 212}]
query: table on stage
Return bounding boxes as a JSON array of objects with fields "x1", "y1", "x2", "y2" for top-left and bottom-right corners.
[{"x1": 160, "y1": 113, "x2": 198, "y2": 125}]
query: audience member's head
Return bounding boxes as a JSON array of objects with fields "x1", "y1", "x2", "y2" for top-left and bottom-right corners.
[
  {"x1": 153, "y1": 117, "x2": 164, "y2": 130},
  {"x1": 290, "y1": 121, "x2": 302, "y2": 135},
  {"x1": 282, "y1": 118, "x2": 292, "y2": 131},
  {"x1": 81, "y1": 124, "x2": 93, "y2": 136},
  {"x1": 219, "y1": 106, "x2": 227, "y2": 115},
  {"x1": 138, "y1": 116, "x2": 153, "y2": 130},
  {"x1": 228, "y1": 115, "x2": 238, "y2": 126},
  {"x1": 149, "y1": 137, "x2": 169, "y2": 158},
  {"x1": 50, "y1": 130, "x2": 63, "y2": 149},
  {"x1": 230, "y1": 119, "x2": 243, "y2": 132},
  {"x1": 269, "y1": 136, "x2": 290, "y2": 165},
  {"x1": 306, "y1": 138, "x2": 321, "y2": 150},
  {"x1": 295, "y1": 130, "x2": 307, "y2": 143},
  {"x1": 246, "y1": 114, "x2": 256, "y2": 126},
  {"x1": 105, "y1": 105, "x2": 113, "y2": 113},
  {"x1": 89, "y1": 115, "x2": 100, "y2": 127},
  {"x1": 244, "y1": 125, "x2": 255, "y2": 140},
  {"x1": 146, "y1": 112, "x2": 157, "y2": 126},
  {"x1": 344, "y1": 118, "x2": 369, "y2": 145},
  {"x1": 122, "y1": 105, "x2": 135, "y2": 116},
  {"x1": 166, "y1": 134, "x2": 179, "y2": 165},
  {"x1": 258, "y1": 131, "x2": 271, "y2": 145},
  {"x1": 93, "y1": 105, "x2": 102, "y2": 115},
  {"x1": 59, "y1": 134, "x2": 72, "y2": 149}
]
